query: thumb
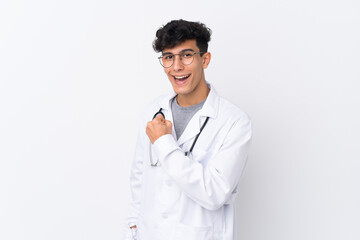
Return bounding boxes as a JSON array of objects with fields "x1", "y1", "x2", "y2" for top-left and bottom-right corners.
[{"x1": 165, "y1": 120, "x2": 172, "y2": 128}]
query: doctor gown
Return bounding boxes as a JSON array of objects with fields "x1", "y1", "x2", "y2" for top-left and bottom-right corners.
[{"x1": 125, "y1": 84, "x2": 252, "y2": 240}]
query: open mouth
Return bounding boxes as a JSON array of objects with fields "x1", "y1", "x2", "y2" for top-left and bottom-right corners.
[{"x1": 173, "y1": 74, "x2": 191, "y2": 83}]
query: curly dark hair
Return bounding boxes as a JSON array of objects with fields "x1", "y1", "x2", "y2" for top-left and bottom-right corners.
[{"x1": 153, "y1": 19, "x2": 212, "y2": 56}]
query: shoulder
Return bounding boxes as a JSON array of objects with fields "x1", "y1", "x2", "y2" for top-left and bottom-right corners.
[
  {"x1": 217, "y1": 95, "x2": 251, "y2": 126},
  {"x1": 215, "y1": 96, "x2": 252, "y2": 143},
  {"x1": 208, "y1": 90, "x2": 252, "y2": 145},
  {"x1": 206, "y1": 83, "x2": 250, "y2": 124}
]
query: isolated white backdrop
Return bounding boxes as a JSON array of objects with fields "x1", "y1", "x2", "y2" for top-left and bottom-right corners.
[{"x1": 0, "y1": 0, "x2": 359, "y2": 240}]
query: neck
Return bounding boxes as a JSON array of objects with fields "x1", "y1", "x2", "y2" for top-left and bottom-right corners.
[{"x1": 176, "y1": 81, "x2": 210, "y2": 107}]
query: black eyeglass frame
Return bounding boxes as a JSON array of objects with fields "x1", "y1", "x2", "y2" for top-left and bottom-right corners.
[{"x1": 158, "y1": 51, "x2": 204, "y2": 68}]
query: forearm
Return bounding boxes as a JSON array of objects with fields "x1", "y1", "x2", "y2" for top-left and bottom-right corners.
[{"x1": 152, "y1": 127, "x2": 251, "y2": 210}]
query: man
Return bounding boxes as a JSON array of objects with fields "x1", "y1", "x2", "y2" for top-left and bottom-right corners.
[{"x1": 124, "y1": 19, "x2": 252, "y2": 240}]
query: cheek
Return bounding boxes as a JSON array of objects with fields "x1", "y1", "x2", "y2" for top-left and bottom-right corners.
[
  {"x1": 164, "y1": 67, "x2": 172, "y2": 74},
  {"x1": 165, "y1": 70, "x2": 172, "y2": 78},
  {"x1": 191, "y1": 67, "x2": 201, "y2": 79}
]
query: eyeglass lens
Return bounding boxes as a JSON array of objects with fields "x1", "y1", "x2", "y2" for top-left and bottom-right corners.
[{"x1": 160, "y1": 51, "x2": 196, "y2": 68}]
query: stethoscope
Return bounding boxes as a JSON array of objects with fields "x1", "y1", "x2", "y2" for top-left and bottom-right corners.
[{"x1": 149, "y1": 108, "x2": 210, "y2": 167}]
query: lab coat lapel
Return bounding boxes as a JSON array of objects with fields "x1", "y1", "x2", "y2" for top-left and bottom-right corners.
[
  {"x1": 177, "y1": 112, "x2": 203, "y2": 147},
  {"x1": 177, "y1": 84, "x2": 219, "y2": 146}
]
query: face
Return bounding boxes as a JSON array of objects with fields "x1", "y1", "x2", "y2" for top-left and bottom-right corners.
[{"x1": 162, "y1": 39, "x2": 211, "y2": 102}]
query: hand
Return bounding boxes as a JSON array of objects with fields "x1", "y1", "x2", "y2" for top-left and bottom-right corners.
[{"x1": 146, "y1": 114, "x2": 172, "y2": 144}]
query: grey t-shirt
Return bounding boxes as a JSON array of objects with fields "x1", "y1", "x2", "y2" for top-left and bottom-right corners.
[{"x1": 171, "y1": 97, "x2": 206, "y2": 140}]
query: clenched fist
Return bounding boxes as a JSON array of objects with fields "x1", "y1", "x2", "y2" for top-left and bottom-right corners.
[{"x1": 146, "y1": 114, "x2": 172, "y2": 144}]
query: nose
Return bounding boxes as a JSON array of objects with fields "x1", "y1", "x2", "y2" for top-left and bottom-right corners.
[{"x1": 172, "y1": 54, "x2": 184, "y2": 71}]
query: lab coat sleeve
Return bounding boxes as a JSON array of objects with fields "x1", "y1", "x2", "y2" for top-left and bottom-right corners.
[
  {"x1": 152, "y1": 116, "x2": 252, "y2": 211},
  {"x1": 124, "y1": 120, "x2": 146, "y2": 238}
]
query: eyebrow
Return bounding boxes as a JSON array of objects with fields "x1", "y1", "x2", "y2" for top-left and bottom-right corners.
[{"x1": 162, "y1": 48, "x2": 195, "y2": 55}]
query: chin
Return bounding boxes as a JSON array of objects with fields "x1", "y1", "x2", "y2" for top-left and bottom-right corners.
[{"x1": 173, "y1": 88, "x2": 186, "y2": 95}]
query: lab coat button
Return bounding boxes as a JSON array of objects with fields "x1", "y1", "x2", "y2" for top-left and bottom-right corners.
[{"x1": 162, "y1": 214, "x2": 168, "y2": 219}]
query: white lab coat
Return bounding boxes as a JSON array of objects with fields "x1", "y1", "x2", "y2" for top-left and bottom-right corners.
[{"x1": 124, "y1": 84, "x2": 252, "y2": 240}]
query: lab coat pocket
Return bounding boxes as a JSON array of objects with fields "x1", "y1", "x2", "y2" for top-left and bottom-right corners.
[{"x1": 174, "y1": 223, "x2": 213, "y2": 240}]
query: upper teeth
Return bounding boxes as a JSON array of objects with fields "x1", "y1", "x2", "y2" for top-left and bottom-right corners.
[{"x1": 174, "y1": 74, "x2": 190, "y2": 79}]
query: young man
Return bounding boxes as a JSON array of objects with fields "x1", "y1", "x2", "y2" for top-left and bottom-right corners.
[{"x1": 124, "y1": 19, "x2": 252, "y2": 240}]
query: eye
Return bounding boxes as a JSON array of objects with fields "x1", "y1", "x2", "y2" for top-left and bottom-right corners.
[
  {"x1": 182, "y1": 52, "x2": 194, "y2": 58},
  {"x1": 163, "y1": 55, "x2": 174, "y2": 60}
]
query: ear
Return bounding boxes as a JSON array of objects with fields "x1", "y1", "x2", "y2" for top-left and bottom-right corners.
[{"x1": 202, "y1": 52, "x2": 211, "y2": 69}]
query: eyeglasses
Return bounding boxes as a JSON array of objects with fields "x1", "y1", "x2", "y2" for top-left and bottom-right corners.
[{"x1": 158, "y1": 51, "x2": 204, "y2": 68}]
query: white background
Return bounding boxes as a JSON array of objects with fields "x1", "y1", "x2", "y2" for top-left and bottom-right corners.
[{"x1": 0, "y1": 0, "x2": 359, "y2": 239}]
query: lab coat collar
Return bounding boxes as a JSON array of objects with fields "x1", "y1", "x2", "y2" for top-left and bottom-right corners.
[{"x1": 157, "y1": 82, "x2": 220, "y2": 146}]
